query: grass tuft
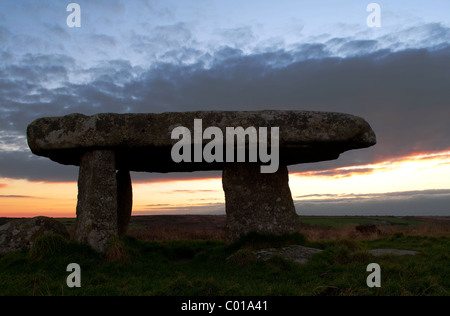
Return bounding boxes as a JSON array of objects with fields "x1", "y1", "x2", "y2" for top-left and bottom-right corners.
[
  {"x1": 226, "y1": 248, "x2": 257, "y2": 266},
  {"x1": 105, "y1": 237, "x2": 130, "y2": 263},
  {"x1": 229, "y1": 231, "x2": 306, "y2": 251},
  {"x1": 29, "y1": 234, "x2": 68, "y2": 260}
]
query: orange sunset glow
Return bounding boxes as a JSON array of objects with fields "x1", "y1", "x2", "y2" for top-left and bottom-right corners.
[{"x1": 2, "y1": 150, "x2": 450, "y2": 218}]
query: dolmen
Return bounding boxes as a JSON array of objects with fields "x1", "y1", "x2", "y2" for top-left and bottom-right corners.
[{"x1": 27, "y1": 110, "x2": 376, "y2": 252}]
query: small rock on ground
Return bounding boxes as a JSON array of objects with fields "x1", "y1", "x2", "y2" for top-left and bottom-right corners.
[{"x1": 254, "y1": 245, "x2": 323, "y2": 264}]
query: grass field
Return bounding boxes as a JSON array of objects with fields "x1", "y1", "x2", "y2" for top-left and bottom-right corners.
[{"x1": 0, "y1": 216, "x2": 449, "y2": 296}]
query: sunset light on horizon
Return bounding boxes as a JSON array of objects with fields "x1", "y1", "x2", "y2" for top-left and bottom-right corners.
[{"x1": 2, "y1": 148, "x2": 450, "y2": 217}]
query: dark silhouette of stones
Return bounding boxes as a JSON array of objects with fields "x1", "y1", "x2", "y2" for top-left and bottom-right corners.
[
  {"x1": 223, "y1": 163, "x2": 299, "y2": 241},
  {"x1": 27, "y1": 110, "x2": 376, "y2": 251},
  {"x1": 117, "y1": 169, "x2": 132, "y2": 236},
  {"x1": 0, "y1": 216, "x2": 69, "y2": 254}
]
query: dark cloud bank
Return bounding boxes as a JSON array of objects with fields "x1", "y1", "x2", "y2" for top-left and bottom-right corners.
[
  {"x1": 137, "y1": 190, "x2": 450, "y2": 216},
  {"x1": 295, "y1": 189, "x2": 450, "y2": 216},
  {"x1": 2, "y1": 43, "x2": 450, "y2": 179}
]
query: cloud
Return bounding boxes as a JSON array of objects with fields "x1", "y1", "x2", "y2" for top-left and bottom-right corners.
[
  {"x1": 138, "y1": 189, "x2": 450, "y2": 216},
  {"x1": 44, "y1": 24, "x2": 70, "y2": 40},
  {"x1": 187, "y1": 198, "x2": 222, "y2": 202},
  {"x1": 294, "y1": 166, "x2": 378, "y2": 179},
  {"x1": 138, "y1": 202, "x2": 225, "y2": 215},
  {"x1": 160, "y1": 190, "x2": 220, "y2": 194},
  {"x1": 131, "y1": 171, "x2": 221, "y2": 184},
  {"x1": 0, "y1": 152, "x2": 78, "y2": 182},
  {"x1": 0, "y1": 184, "x2": 7, "y2": 189},
  {"x1": 128, "y1": 22, "x2": 196, "y2": 64},
  {"x1": 290, "y1": 149, "x2": 450, "y2": 179},
  {"x1": 296, "y1": 189, "x2": 450, "y2": 201},
  {"x1": 337, "y1": 39, "x2": 379, "y2": 56},
  {"x1": 0, "y1": 22, "x2": 450, "y2": 182},
  {"x1": 0, "y1": 195, "x2": 35, "y2": 198},
  {"x1": 216, "y1": 25, "x2": 256, "y2": 48},
  {"x1": 89, "y1": 34, "x2": 117, "y2": 48},
  {"x1": 295, "y1": 189, "x2": 450, "y2": 216},
  {"x1": 0, "y1": 25, "x2": 12, "y2": 43}
]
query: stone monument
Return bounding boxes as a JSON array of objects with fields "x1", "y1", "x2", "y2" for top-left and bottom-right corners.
[{"x1": 27, "y1": 110, "x2": 376, "y2": 252}]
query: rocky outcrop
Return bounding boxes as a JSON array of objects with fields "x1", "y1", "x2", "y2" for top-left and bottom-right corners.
[{"x1": 0, "y1": 217, "x2": 70, "y2": 254}]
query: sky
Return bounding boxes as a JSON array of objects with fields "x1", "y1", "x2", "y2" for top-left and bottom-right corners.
[{"x1": 1, "y1": 0, "x2": 450, "y2": 217}]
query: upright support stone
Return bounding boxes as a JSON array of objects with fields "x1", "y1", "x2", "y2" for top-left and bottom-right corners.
[
  {"x1": 117, "y1": 169, "x2": 132, "y2": 236},
  {"x1": 222, "y1": 163, "x2": 300, "y2": 242},
  {"x1": 74, "y1": 150, "x2": 118, "y2": 252}
]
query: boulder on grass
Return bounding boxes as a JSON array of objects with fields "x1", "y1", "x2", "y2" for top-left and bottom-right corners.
[{"x1": 0, "y1": 216, "x2": 70, "y2": 254}]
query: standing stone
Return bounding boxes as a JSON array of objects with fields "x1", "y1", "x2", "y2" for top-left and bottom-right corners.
[
  {"x1": 117, "y1": 169, "x2": 132, "y2": 236},
  {"x1": 74, "y1": 150, "x2": 118, "y2": 252},
  {"x1": 223, "y1": 163, "x2": 300, "y2": 242}
]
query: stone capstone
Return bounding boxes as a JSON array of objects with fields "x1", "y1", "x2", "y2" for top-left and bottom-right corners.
[
  {"x1": 0, "y1": 216, "x2": 70, "y2": 254},
  {"x1": 27, "y1": 110, "x2": 376, "y2": 172}
]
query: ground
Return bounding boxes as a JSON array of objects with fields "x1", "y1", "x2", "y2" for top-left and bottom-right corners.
[{"x1": 0, "y1": 215, "x2": 449, "y2": 296}]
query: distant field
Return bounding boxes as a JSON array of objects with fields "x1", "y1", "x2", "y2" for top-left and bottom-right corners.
[
  {"x1": 298, "y1": 216, "x2": 421, "y2": 227},
  {"x1": 123, "y1": 215, "x2": 450, "y2": 242},
  {"x1": 3, "y1": 215, "x2": 449, "y2": 241}
]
